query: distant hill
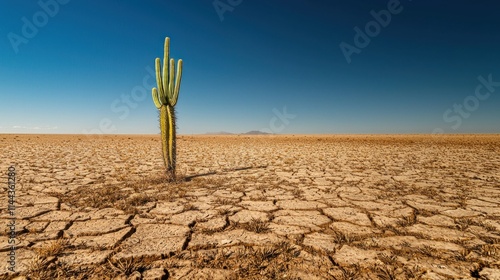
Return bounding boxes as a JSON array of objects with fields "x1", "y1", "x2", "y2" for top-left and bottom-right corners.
[{"x1": 242, "y1": 130, "x2": 273, "y2": 135}]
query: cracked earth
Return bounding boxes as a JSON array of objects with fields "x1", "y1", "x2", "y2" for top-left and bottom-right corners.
[{"x1": 1, "y1": 134, "x2": 499, "y2": 279}]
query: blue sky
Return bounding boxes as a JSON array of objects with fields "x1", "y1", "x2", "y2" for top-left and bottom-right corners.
[{"x1": 1, "y1": 0, "x2": 499, "y2": 134}]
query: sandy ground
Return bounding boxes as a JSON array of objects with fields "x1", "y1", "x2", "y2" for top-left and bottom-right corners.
[{"x1": 0, "y1": 134, "x2": 499, "y2": 279}]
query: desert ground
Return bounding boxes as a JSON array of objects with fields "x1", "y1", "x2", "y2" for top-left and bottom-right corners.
[{"x1": 1, "y1": 134, "x2": 499, "y2": 279}]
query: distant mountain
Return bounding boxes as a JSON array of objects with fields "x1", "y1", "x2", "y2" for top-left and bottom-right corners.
[{"x1": 241, "y1": 130, "x2": 273, "y2": 135}]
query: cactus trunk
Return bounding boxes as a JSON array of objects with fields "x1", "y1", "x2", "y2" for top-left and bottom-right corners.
[
  {"x1": 160, "y1": 104, "x2": 176, "y2": 179},
  {"x1": 151, "y1": 37, "x2": 183, "y2": 181}
]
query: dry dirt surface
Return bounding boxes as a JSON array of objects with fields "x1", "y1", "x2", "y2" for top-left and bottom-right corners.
[{"x1": 1, "y1": 134, "x2": 500, "y2": 279}]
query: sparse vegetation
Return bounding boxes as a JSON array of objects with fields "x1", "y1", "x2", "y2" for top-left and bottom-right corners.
[
  {"x1": 187, "y1": 242, "x2": 300, "y2": 279},
  {"x1": 333, "y1": 264, "x2": 360, "y2": 280},
  {"x1": 107, "y1": 257, "x2": 150, "y2": 275},
  {"x1": 241, "y1": 218, "x2": 270, "y2": 233},
  {"x1": 332, "y1": 231, "x2": 360, "y2": 244}
]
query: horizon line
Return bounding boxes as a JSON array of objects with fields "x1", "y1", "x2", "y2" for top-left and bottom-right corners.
[{"x1": 2, "y1": 133, "x2": 500, "y2": 136}]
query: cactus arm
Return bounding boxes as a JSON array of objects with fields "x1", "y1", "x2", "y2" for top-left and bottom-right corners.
[
  {"x1": 152, "y1": 88, "x2": 162, "y2": 109},
  {"x1": 155, "y1": 58, "x2": 167, "y2": 104},
  {"x1": 171, "y1": 59, "x2": 183, "y2": 106},
  {"x1": 168, "y1": 58, "x2": 175, "y2": 104},
  {"x1": 162, "y1": 37, "x2": 170, "y2": 101}
]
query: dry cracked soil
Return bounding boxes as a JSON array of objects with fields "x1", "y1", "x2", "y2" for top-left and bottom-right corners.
[{"x1": 0, "y1": 134, "x2": 499, "y2": 279}]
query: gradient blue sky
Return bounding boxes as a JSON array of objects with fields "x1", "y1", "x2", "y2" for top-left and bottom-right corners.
[{"x1": 1, "y1": 0, "x2": 499, "y2": 134}]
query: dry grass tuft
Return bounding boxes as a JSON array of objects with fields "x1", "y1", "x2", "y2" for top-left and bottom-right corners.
[
  {"x1": 188, "y1": 241, "x2": 299, "y2": 279},
  {"x1": 417, "y1": 245, "x2": 437, "y2": 257},
  {"x1": 26, "y1": 239, "x2": 100, "y2": 280},
  {"x1": 374, "y1": 264, "x2": 399, "y2": 280},
  {"x1": 217, "y1": 207, "x2": 234, "y2": 216},
  {"x1": 454, "y1": 248, "x2": 470, "y2": 261},
  {"x1": 242, "y1": 218, "x2": 270, "y2": 233},
  {"x1": 378, "y1": 252, "x2": 398, "y2": 265},
  {"x1": 65, "y1": 184, "x2": 128, "y2": 210},
  {"x1": 455, "y1": 217, "x2": 475, "y2": 231},
  {"x1": 107, "y1": 257, "x2": 150, "y2": 275},
  {"x1": 33, "y1": 239, "x2": 70, "y2": 258},
  {"x1": 214, "y1": 197, "x2": 237, "y2": 206},
  {"x1": 332, "y1": 231, "x2": 360, "y2": 244},
  {"x1": 402, "y1": 264, "x2": 426, "y2": 279},
  {"x1": 333, "y1": 264, "x2": 360, "y2": 280},
  {"x1": 126, "y1": 193, "x2": 156, "y2": 207},
  {"x1": 396, "y1": 211, "x2": 417, "y2": 228}
]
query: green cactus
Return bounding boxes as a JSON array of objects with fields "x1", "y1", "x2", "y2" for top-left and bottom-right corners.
[{"x1": 151, "y1": 37, "x2": 183, "y2": 180}]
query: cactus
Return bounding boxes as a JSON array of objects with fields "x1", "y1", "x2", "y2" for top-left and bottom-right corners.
[{"x1": 151, "y1": 37, "x2": 183, "y2": 180}]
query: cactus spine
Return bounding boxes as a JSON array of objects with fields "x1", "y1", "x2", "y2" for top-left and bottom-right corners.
[{"x1": 152, "y1": 37, "x2": 183, "y2": 180}]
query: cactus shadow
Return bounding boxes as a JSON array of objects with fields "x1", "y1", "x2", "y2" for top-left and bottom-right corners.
[
  {"x1": 182, "y1": 171, "x2": 217, "y2": 181},
  {"x1": 225, "y1": 165, "x2": 268, "y2": 172},
  {"x1": 181, "y1": 165, "x2": 268, "y2": 182}
]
